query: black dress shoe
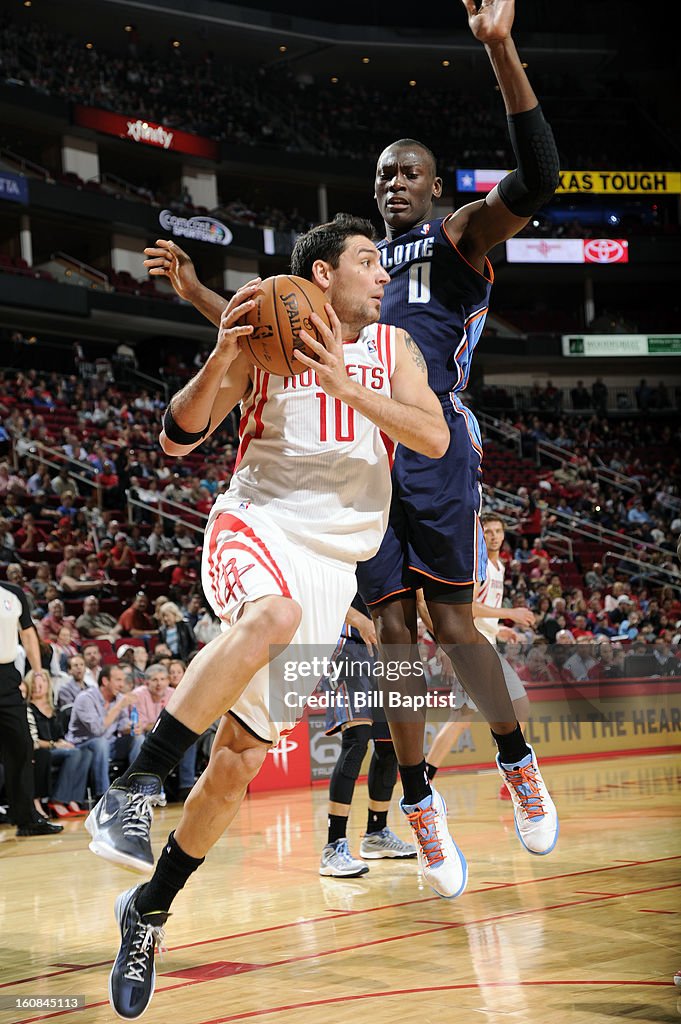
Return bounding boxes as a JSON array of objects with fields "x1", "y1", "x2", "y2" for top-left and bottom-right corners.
[{"x1": 16, "y1": 818, "x2": 64, "y2": 836}]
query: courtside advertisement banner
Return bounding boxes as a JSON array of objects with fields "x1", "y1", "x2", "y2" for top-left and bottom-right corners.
[
  {"x1": 506, "y1": 238, "x2": 629, "y2": 264},
  {"x1": 562, "y1": 334, "x2": 681, "y2": 357},
  {"x1": 73, "y1": 105, "x2": 219, "y2": 160},
  {"x1": 457, "y1": 169, "x2": 681, "y2": 195}
]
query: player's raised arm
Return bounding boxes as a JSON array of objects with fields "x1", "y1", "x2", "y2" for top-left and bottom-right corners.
[
  {"x1": 143, "y1": 239, "x2": 229, "y2": 327},
  {"x1": 159, "y1": 283, "x2": 258, "y2": 457},
  {"x1": 297, "y1": 310, "x2": 449, "y2": 459},
  {"x1": 452, "y1": 0, "x2": 560, "y2": 260}
]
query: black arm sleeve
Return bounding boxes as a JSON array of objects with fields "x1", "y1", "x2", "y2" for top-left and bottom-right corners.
[
  {"x1": 162, "y1": 403, "x2": 211, "y2": 446},
  {"x1": 497, "y1": 104, "x2": 559, "y2": 217}
]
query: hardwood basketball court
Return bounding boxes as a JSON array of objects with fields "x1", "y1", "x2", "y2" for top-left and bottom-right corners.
[{"x1": 1, "y1": 752, "x2": 679, "y2": 1024}]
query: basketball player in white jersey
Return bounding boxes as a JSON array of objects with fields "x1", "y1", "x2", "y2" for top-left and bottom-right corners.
[
  {"x1": 87, "y1": 214, "x2": 450, "y2": 1020},
  {"x1": 424, "y1": 515, "x2": 534, "y2": 791}
]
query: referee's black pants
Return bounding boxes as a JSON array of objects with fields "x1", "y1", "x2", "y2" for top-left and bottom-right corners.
[{"x1": 0, "y1": 689, "x2": 36, "y2": 828}]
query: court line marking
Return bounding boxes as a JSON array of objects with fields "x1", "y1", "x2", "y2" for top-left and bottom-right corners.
[
  {"x1": 4, "y1": 854, "x2": 680, "y2": 991},
  {"x1": 12, "y1": 882, "x2": 681, "y2": 1023}
]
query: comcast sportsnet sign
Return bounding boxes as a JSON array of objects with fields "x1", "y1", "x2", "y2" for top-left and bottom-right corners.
[{"x1": 73, "y1": 106, "x2": 219, "y2": 160}]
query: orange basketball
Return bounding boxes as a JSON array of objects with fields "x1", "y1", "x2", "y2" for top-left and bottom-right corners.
[{"x1": 238, "y1": 274, "x2": 331, "y2": 376}]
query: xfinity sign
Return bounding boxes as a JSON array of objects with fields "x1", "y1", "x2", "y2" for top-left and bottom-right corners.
[{"x1": 160, "y1": 210, "x2": 233, "y2": 247}]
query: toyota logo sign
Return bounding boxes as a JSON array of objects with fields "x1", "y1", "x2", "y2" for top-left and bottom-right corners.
[{"x1": 583, "y1": 238, "x2": 628, "y2": 264}]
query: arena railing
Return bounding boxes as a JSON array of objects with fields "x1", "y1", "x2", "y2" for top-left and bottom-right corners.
[
  {"x1": 11, "y1": 442, "x2": 102, "y2": 504},
  {"x1": 126, "y1": 494, "x2": 207, "y2": 537}
]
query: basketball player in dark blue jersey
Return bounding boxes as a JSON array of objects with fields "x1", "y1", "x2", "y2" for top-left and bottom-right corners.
[{"x1": 351, "y1": 0, "x2": 560, "y2": 898}]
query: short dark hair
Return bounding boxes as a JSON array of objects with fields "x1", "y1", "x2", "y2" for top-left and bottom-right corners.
[
  {"x1": 480, "y1": 513, "x2": 505, "y2": 529},
  {"x1": 100, "y1": 662, "x2": 126, "y2": 683},
  {"x1": 290, "y1": 213, "x2": 378, "y2": 281}
]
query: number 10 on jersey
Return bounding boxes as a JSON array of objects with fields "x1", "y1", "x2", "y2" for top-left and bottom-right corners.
[{"x1": 316, "y1": 392, "x2": 355, "y2": 442}]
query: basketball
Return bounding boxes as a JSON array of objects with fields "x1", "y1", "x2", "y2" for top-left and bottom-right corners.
[{"x1": 239, "y1": 274, "x2": 331, "y2": 376}]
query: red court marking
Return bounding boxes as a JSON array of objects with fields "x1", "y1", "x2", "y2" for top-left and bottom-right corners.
[
  {"x1": 638, "y1": 909, "x2": 678, "y2": 914},
  {"x1": 6, "y1": 856, "x2": 681, "y2": 993},
  {"x1": 13, "y1": 885, "x2": 680, "y2": 1024},
  {"x1": 164, "y1": 961, "x2": 265, "y2": 980},
  {"x1": 191, "y1": 980, "x2": 674, "y2": 1024}
]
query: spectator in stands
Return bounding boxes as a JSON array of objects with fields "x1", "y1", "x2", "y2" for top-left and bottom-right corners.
[
  {"x1": 587, "y1": 640, "x2": 625, "y2": 680},
  {"x1": 38, "y1": 598, "x2": 80, "y2": 645},
  {"x1": 97, "y1": 461, "x2": 120, "y2": 509},
  {"x1": 116, "y1": 644, "x2": 147, "y2": 685},
  {"x1": 158, "y1": 601, "x2": 196, "y2": 662},
  {"x1": 56, "y1": 491, "x2": 78, "y2": 521},
  {"x1": 117, "y1": 592, "x2": 157, "y2": 639},
  {"x1": 169, "y1": 551, "x2": 198, "y2": 595},
  {"x1": 0, "y1": 517, "x2": 16, "y2": 558},
  {"x1": 570, "y1": 380, "x2": 591, "y2": 410},
  {"x1": 571, "y1": 614, "x2": 594, "y2": 640},
  {"x1": 14, "y1": 512, "x2": 50, "y2": 551},
  {"x1": 27, "y1": 562, "x2": 55, "y2": 603},
  {"x1": 585, "y1": 562, "x2": 606, "y2": 589},
  {"x1": 76, "y1": 594, "x2": 122, "y2": 642},
  {"x1": 517, "y1": 644, "x2": 558, "y2": 684},
  {"x1": 5, "y1": 565, "x2": 38, "y2": 615},
  {"x1": 81, "y1": 642, "x2": 102, "y2": 688},
  {"x1": 133, "y1": 645, "x2": 149, "y2": 675},
  {"x1": 60, "y1": 557, "x2": 106, "y2": 595},
  {"x1": 652, "y1": 637, "x2": 679, "y2": 675},
  {"x1": 168, "y1": 659, "x2": 185, "y2": 688},
  {"x1": 65, "y1": 663, "x2": 137, "y2": 799},
  {"x1": 147, "y1": 520, "x2": 174, "y2": 557},
  {"x1": 592, "y1": 378, "x2": 608, "y2": 414},
  {"x1": 110, "y1": 532, "x2": 137, "y2": 569},
  {"x1": 182, "y1": 594, "x2": 202, "y2": 631},
  {"x1": 24, "y1": 668, "x2": 92, "y2": 818},
  {"x1": 172, "y1": 521, "x2": 196, "y2": 552},
  {"x1": 52, "y1": 624, "x2": 78, "y2": 670},
  {"x1": 609, "y1": 594, "x2": 633, "y2": 628},
  {"x1": 131, "y1": 663, "x2": 197, "y2": 801},
  {"x1": 635, "y1": 379, "x2": 652, "y2": 411},
  {"x1": 150, "y1": 643, "x2": 173, "y2": 666},
  {"x1": 56, "y1": 653, "x2": 88, "y2": 708}
]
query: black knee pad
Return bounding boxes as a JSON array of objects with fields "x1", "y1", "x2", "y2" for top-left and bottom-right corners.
[
  {"x1": 368, "y1": 739, "x2": 397, "y2": 802},
  {"x1": 329, "y1": 723, "x2": 371, "y2": 805}
]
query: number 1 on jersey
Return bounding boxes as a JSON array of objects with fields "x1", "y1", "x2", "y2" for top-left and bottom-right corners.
[
  {"x1": 408, "y1": 261, "x2": 431, "y2": 304},
  {"x1": 316, "y1": 392, "x2": 355, "y2": 442}
]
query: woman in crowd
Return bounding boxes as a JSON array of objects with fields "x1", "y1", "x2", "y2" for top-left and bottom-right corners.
[
  {"x1": 24, "y1": 668, "x2": 93, "y2": 818},
  {"x1": 157, "y1": 602, "x2": 196, "y2": 662}
]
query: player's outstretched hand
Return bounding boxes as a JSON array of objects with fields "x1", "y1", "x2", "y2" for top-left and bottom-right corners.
[
  {"x1": 143, "y1": 239, "x2": 200, "y2": 301},
  {"x1": 215, "y1": 279, "x2": 261, "y2": 363},
  {"x1": 460, "y1": 0, "x2": 514, "y2": 44},
  {"x1": 511, "y1": 607, "x2": 536, "y2": 628},
  {"x1": 296, "y1": 304, "x2": 349, "y2": 400}
]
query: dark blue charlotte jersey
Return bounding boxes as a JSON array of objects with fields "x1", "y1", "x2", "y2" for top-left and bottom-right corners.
[{"x1": 378, "y1": 216, "x2": 493, "y2": 397}]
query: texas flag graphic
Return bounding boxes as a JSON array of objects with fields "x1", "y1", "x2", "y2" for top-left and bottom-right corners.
[{"x1": 456, "y1": 169, "x2": 508, "y2": 193}]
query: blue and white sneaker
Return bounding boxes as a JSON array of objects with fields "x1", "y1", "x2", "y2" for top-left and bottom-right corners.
[
  {"x1": 359, "y1": 827, "x2": 416, "y2": 859},
  {"x1": 319, "y1": 838, "x2": 369, "y2": 877},
  {"x1": 109, "y1": 885, "x2": 168, "y2": 1020},
  {"x1": 401, "y1": 788, "x2": 467, "y2": 899},
  {"x1": 497, "y1": 745, "x2": 559, "y2": 855}
]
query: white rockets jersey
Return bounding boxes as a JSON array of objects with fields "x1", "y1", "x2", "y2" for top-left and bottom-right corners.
[
  {"x1": 475, "y1": 555, "x2": 505, "y2": 644},
  {"x1": 211, "y1": 323, "x2": 398, "y2": 566}
]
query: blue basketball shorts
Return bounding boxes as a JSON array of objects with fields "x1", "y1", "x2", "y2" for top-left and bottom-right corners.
[{"x1": 356, "y1": 396, "x2": 487, "y2": 607}]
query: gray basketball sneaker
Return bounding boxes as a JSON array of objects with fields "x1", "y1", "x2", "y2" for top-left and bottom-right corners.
[
  {"x1": 85, "y1": 774, "x2": 162, "y2": 874},
  {"x1": 319, "y1": 838, "x2": 369, "y2": 877},
  {"x1": 359, "y1": 827, "x2": 416, "y2": 859}
]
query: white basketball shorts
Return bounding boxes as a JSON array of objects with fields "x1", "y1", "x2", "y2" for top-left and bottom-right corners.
[{"x1": 201, "y1": 500, "x2": 357, "y2": 744}]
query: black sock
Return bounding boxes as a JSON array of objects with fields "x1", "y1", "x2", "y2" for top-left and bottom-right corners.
[
  {"x1": 492, "y1": 723, "x2": 531, "y2": 766},
  {"x1": 425, "y1": 762, "x2": 438, "y2": 780},
  {"x1": 135, "y1": 831, "x2": 204, "y2": 920},
  {"x1": 399, "y1": 760, "x2": 431, "y2": 805},
  {"x1": 366, "y1": 808, "x2": 387, "y2": 834},
  {"x1": 327, "y1": 814, "x2": 348, "y2": 845},
  {"x1": 116, "y1": 709, "x2": 200, "y2": 789}
]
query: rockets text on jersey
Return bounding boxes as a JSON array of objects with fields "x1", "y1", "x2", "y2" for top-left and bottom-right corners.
[
  {"x1": 378, "y1": 216, "x2": 493, "y2": 397},
  {"x1": 211, "y1": 323, "x2": 398, "y2": 567}
]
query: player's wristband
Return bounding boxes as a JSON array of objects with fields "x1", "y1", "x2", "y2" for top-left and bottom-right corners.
[{"x1": 162, "y1": 404, "x2": 211, "y2": 445}]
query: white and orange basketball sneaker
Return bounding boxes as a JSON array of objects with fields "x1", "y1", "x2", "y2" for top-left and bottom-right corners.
[
  {"x1": 401, "y1": 788, "x2": 467, "y2": 899},
  {"x1": 497, "y1": 746, "x2": 559, "y2": 855}
]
